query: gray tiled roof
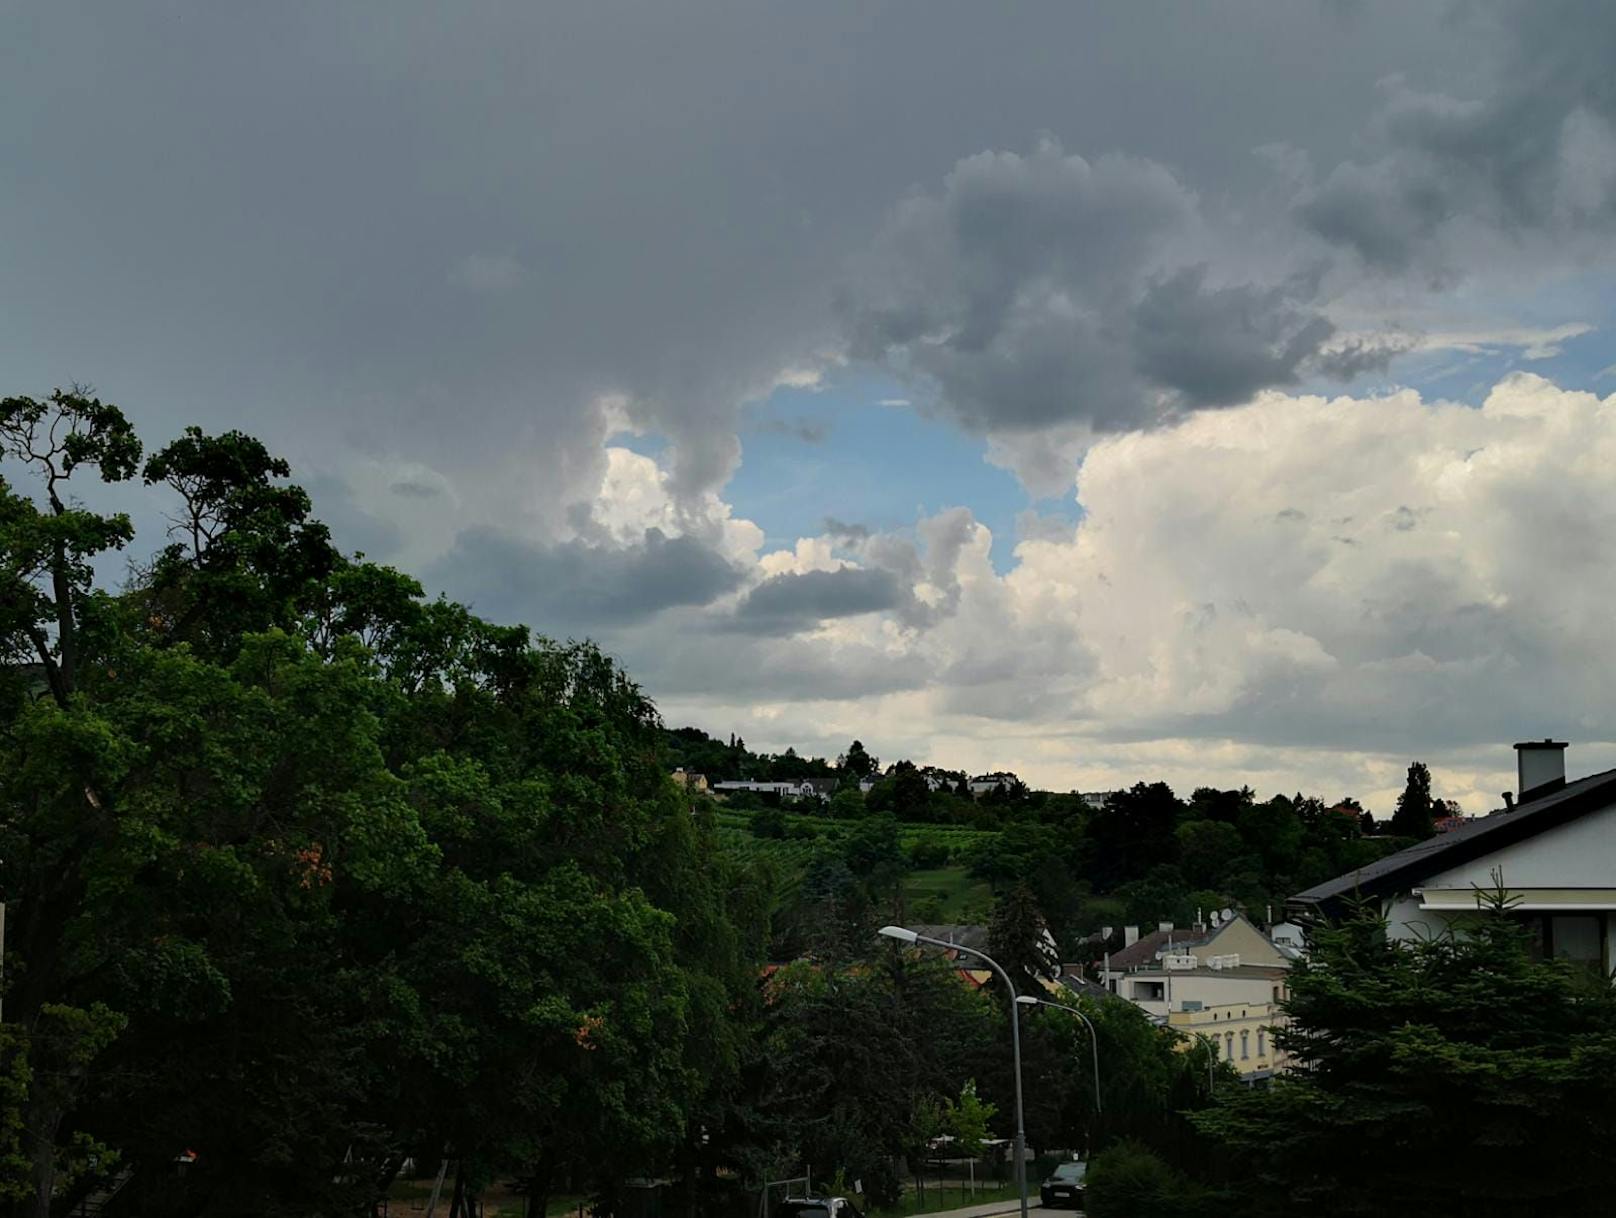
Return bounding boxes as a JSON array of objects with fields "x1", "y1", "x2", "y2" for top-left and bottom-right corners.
[{"x1": 1105, "y1": 926, "x2": 1211, "y2": 970}]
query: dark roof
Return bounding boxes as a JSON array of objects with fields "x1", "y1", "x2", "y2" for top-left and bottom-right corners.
[
  {"x1": 1290, "y1": 766, "x2": 1616, "y2": 915},
  {"x1": 1105, "y1": 925, "x2": 1210, "y2": 970},
  {"x1": 907, "y1": 923, "x2": 991, "y2": 952},
  {"x1": 1057, "y1": 974, "x2": 1116, "y2": 1001}
]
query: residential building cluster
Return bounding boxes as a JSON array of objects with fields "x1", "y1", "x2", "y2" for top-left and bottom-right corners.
[
  {"x1": 1087, "y1": 910, "x2": 1297, "y2": 1081},
  {"x1": 673, "y1": 762, "x2": 1117, "y2": 809}
]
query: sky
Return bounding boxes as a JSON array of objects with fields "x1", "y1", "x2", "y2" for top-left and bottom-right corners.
[{"x1": 6, "y1": 0, "x2": 1616, "y2": 813}]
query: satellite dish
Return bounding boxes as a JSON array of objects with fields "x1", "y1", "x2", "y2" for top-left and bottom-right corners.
[{"x1": 1221, "y1": 908, "x2": 1234, "y2": 923}]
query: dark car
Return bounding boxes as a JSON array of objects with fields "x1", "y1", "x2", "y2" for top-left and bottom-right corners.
[{"x1": 1039, "y1": 1160, "x2": 1088, "y2": 1209}]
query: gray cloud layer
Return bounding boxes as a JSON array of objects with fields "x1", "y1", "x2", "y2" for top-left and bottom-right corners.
[
  {"x1": 1, "y1": 2, "x2": 1462, "y2": 505},
  {"x1": 428, "y1": 527, "x2": 742, "y2": 633},
  {"x1": 729, "y1": 567, "x2": 903, "y2": 635},
  {"x1": 6, "y1": 1, "x2": 1613, "y2": 801},
  {"x1": 1297, "y1": 1, "x2": 1616, "y2": 271},
  {"x1": 840, "y1": 143, "x2": 1350, "y2": 435}
]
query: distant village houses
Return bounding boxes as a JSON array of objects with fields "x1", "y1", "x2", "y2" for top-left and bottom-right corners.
[
  {"x1": 669, "y1": 768, "x2": 708, "y2": 793},
  {"x1": 709, "y1": 778, "x2": 834, "y2": 802}
]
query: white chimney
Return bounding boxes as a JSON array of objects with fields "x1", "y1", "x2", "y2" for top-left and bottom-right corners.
[
  {"x1": 1123, "y1": 925, "x2": 1140, "y2": 948},
  {"x1": 1157, "y1": 921, "x2": 1173, "y2": 934},
  {"x1": 1515, "y1": 739, "x2": 1567, "y2": 799}
]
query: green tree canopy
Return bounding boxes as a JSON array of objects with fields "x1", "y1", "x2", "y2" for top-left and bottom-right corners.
[
  {"x1": 0, "y1": 393, "x2": 769, "y2": 1218},
  {"x1": 1389, "y1": 760, "x2": 1436, "y2": 839},
  {"x1": 1194, "y1": 897, "x2": 1616, "y2": 1217},
  {"x1": 987, "y1": 884, "x2": 1059, "y2": 991}
]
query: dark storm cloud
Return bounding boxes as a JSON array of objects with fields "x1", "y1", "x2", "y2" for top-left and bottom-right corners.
[
  {"x1": 1130, "y1": 266, "x2": 1336, "y2": 407},
  {"x1": 427, "y1": 527, "x2": 742, "y2": 632},
  {"x1": 840, "y1": 143, "x2": 1348, "y2": 434},
  {"x1": 728, "y1": 567, "x2": 904, "y2": 635},
  {"x1": 1297, "y1": 0, "x2": 1616, "y2": 270},
  {"x1": 0, "y1": 2, "x2": 1461, "y2": 511}
]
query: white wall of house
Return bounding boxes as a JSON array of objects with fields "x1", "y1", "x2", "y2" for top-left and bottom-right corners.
[
  {"x1": 1372, "y1": 802, "x2": 1616, "y2": 971},
  {"x1": 1421, "y1": 801, "x2": 1616, "y2": 893},
  {"x1": 1199, "y1": 916, "x2": 1288, "y2": 968},
  {"x1": 1381, "y1": 894, "x2": 1448, "y2": 943},
  {"x1": 1120, "y1": 970, "x2": 1285, "y2": 1019}
]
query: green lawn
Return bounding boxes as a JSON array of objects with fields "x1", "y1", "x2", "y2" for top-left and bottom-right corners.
[
  {"x1": 712, "y1": 807, "x2": 995, "y2": 923},
  {"x1": 870, "y1": 1181, "x2": 1019, "y2": 1218},
  {"x1": 902, "y1": 866, "x2": 993, "y2": 922}
]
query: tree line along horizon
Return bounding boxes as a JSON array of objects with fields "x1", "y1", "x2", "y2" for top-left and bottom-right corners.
[
  {"x1": 4, "y1": 388, "x2": 1612, "y2": 1218},
  {"x1": 667, "y1": 723, "x2": 1457, "y2": 949}
]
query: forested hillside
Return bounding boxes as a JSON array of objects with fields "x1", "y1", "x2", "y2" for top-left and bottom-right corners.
[{"x1": 668, "y1": 724, "x2": 1412, "y2": 957}]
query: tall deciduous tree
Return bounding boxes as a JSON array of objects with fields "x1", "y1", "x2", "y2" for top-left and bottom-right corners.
[
  {"x1": 0, "y1": 393, "x2": 769, "y2": 1218},
  {"x1": 1389, "y1": 761, "x2": 1436, "y2": 839},
  {"x1": 838, "y1": 740, "x2": 876, "y2": 782}
]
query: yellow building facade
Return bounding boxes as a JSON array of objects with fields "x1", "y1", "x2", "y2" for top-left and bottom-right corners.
[{"x1": 1169, "y1": 1001, "x2": 1286, "y2": 1081}]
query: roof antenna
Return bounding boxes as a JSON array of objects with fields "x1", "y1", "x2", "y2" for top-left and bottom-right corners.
[{"x1": 1502, "y1": 791, "x2": 1514, "y2": 811}]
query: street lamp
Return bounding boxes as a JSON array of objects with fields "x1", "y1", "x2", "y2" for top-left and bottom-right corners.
[
  {"x1": 1191, "y1": 1031, "x2": 1217, "y2": 1094},
  {"x1": 1015, "y1": 995, "x2": 1102, "y2": 1116},
  {"x1": 879, "y1": 926, "x2": 1029, "y2": 1218}
]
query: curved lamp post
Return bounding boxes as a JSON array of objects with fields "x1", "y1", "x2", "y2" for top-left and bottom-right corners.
[
  {"x1": 1191, "y1": 1030, "x2": 1217, "y2": 1094},
  {"x1": 1015, "y1": 994, "x2": 1102, "y2": 1117},
  {"x1": 879, "y1": 926, "x2": 1029, "y2": 1218}
]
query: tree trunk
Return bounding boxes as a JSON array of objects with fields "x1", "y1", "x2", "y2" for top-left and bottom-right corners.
[
  {"x1": 524, "y1": 1159, "x2": 552, "y2": 1218},
  {"x1": 49, "y1": 542, "x2": 77, "y2": 696},
  {"x1": 425, "y1": 1157, "x2": 450, "y2": 1218},
  {"x1": 23, "y1": 1102, "x2": 63, "y2": 1218},
  {"x1": 447, "y1": 1162, "x2": 466, "y2": 1218}
]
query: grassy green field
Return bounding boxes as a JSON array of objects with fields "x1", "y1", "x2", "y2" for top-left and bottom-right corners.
[
  {"x1": 712, "y1": 802, "x2": 995, "y2": 924},
  {"x1": 901, "y1": 866, "x2": 994, "y2": 922},
  {"x1": 870, "y1": 1181, "x2": 1019, "y2": 1217}
]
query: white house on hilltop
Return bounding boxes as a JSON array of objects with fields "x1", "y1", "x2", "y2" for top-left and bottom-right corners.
[
  {"x1": 968, "y1": 771, "x2": 1022, "y2": 796},
  {"x1": 1291, "y1": 740, "x2": 1616, "y2": 972},
  {"x1": 711, "y1": 779, "x2": 820, "y2": 800}
]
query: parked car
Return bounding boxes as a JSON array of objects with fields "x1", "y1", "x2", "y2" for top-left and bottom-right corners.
[
  {"x1": 1039, "y1": 1160, "x2": 1088, "y2": 1209},
  {"x1": 777, "y1": 1197, "x2": 866, "y2": 1218}
]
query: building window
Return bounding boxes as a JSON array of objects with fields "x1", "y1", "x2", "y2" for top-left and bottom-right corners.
[
  {"x1": 1225, "y1": 1032, "x2": 1234, "y2": 1060},
  {"x1": 1257, "y1": 1029, "x2": 1266, "y2": 1057},
  {"x1": 1240, "y1": 1031, "x2": 1250, "y2": 1060},
  {"x1": 1520, "y1": 914, "x2": 1605, "y2": 971}
]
